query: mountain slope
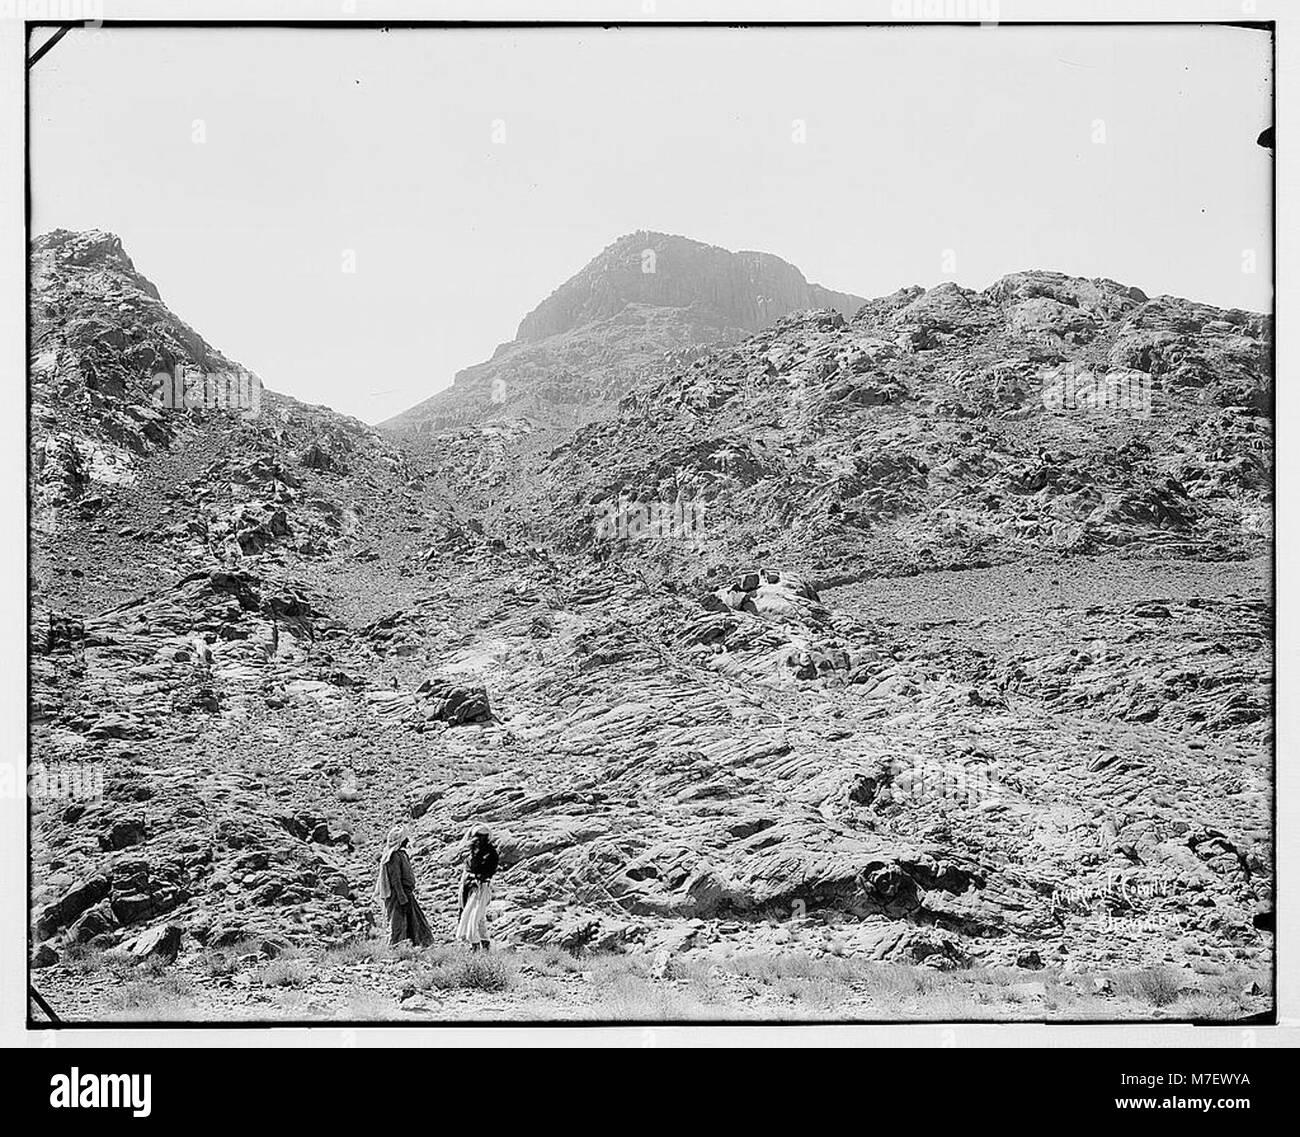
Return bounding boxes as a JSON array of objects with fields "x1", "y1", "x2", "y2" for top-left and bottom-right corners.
[
  {"x1": 431, "y1": 272, "x2": 1271, "y2": 588},
  {"x1": 28, "y1": 231, "x2": 1273, "y2": 1022},
  {"x1": 29, "y1": 229, "x2": 430, "y2": 615}
]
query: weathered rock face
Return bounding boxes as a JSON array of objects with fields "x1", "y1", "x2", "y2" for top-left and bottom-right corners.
[
  {"x1": 382, "y1": 232, "x2": 866, "y2": 434},
  {"x1": 28, "y1": 231, "x2": 1273, "y2": 1017}
]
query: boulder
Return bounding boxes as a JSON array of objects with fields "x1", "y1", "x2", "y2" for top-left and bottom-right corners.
[
  {"x1": 414, "y1": 678, "x2": 491, "y2": 725},
  {"x1": 892, "y1": 282, "x2": 993, "y2": 334},
  {"x1": 712, "y1": 568, "x2": 820, "y2": 614},
  {"x1": 87, "y1": 714, "x2": 152, "y2": 741},
  {"x1": 1015, "y1": 947, "x2": 1045, "y2": 970},
  {"x1": 66, "y1": 899, "x2": 119, "y2": 944},
  {"x1": 1008, "y1": 297, "x2": 1100, "y2": 342},
  {"x1": 122, "y1": 923, "x2": 183, "y2": 962}
]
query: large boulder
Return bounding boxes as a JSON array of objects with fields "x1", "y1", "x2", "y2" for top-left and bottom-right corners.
[
  {"x1": 414, "y1": 678, "x2": 491, "y2": 725},
  {"x1": 122, "y1": 923, "x2": 183, "y2": 962},
  {"x1": 109, "y1": 859, "x2": 190, "y2": 926},
  {"x1": 985, "y1": 270, "x2": 1146, "y2": 320},
  {"x1": 891, "y1": 282, "x2": 994, "y2": 334},
  {"x1": 99, "y1": 816, "x2": 147, "y2": 851},
  {"x1": 713, "y1": 568, "x2": 821, "y2": 619}
]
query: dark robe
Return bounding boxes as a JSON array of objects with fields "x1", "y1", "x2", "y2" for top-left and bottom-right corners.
[{"x1": 383, "y1": 847, "x2": 433, "y2": 947}]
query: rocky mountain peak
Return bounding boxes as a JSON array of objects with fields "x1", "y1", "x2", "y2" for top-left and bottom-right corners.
[
  {"x1": 29, "y1": 227, "x2": 247, "y2": 509},
  {"x1": 32, "y1": 228, "x2": 161, "y2": 299},
  {"x1": 513, "y1": 230, "x2": 865, "y2": 343},
  {"x1": 383, "y1": 231, "x2": 868, "y2": 435}
]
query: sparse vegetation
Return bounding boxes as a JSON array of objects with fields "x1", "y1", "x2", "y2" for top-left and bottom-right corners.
[
  {"x1": 199, "y1": 950, "x2": 242, "y2": 979},
  {"x1": 254, "y1": 958, "x2": 310, "y2": 988},
  {"x1": 31, "y1": 931, "x2": 1275, "y2": 1022},
  {"x1": 322, "y1": 940, "x2": 391, "y2": 967},
  {"x1": 410, "y1": 949, "x2": 516, "y2": 994},
  {"x1": 1113, "y1": 966, "x2": 1188, "y2": 1008},
  {"x1": 110, "y1": 973, "x2": 195, "y2": 1018}
]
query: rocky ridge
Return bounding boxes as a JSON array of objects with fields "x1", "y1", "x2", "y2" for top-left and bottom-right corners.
[{"x1": 434, "y1": 271, "x2": 1272, "y2": 589}]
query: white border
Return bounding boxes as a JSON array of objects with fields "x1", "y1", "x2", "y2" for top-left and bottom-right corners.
[{"x1": 1, "y1": 0, "x2": 1293, "y2": 1048}]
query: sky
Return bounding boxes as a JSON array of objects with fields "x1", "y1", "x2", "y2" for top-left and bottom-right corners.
[{"x1": 30, "y1": 23, "x2": 1272, "y2": 424}]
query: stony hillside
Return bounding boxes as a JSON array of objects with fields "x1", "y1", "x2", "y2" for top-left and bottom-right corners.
[
  {"x1": 29, "y1": 231, "x2": 1273, "y2": 1022},
  {"x1": 382, "y1": 232, "x2": 866, "y2": 435},
  {"x1": 433, "y1": 272, "x2": 1272, "y2": 589}
]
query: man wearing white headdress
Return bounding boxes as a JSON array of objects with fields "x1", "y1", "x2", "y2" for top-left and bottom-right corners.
[
  {"x1": 376, "y1": 823, "x2": 433, "y2": 947},
  {"x1": 455, "y1": 824, "x2": 500, "y2": 951}
]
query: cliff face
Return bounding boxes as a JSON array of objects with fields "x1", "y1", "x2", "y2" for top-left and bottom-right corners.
[{"x1": 381, "y1": 231, "x2": 867, "y2": 435}]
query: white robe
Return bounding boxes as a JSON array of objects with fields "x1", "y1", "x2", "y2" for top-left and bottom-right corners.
[{"x1": 456, "y1": 878, "x2": 493, "y2": 944}]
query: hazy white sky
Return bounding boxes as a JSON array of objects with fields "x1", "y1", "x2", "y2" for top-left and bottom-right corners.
[{"x1": 31, "y1": 24, "x2": 1271, "y2": 423}]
